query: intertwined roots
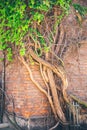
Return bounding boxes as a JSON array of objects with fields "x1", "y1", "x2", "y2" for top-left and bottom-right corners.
[
  {"x1": 18, "y1": 21, "x2": 70, "y2": 124},
  {"x1": 18, "y1": 14, "x2": 87, "y2": 126}
]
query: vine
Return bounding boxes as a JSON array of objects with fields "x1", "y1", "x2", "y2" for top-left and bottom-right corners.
[
  {"x1": 1, "y1": 0, "x2": 85, "y2": 129},
  {"x1": 0, "y1": 0, "x2": 72, "y2": 60}
]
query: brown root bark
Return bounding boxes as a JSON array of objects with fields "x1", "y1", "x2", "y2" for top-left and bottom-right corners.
[
  {"x1": 18, "y1": 18, "x2": 72, "y2": 123},
  {"x1": 28, "y1": 48, "x2": 70, "y2": 120},
  {"x1": 29, "y1": 48, "x2": 68, "y2": 88},
  {"x1": 18, "y1": 56, "x2": 57, "y2": 119},
  {"x1": 30, "y1": 48, "x2": 69, "y2": 102},
  {"x1": 47, "y1": 68, "x2": 66, "y2": 122},
  {"x1": 40, "y1": 64, "x2": 50, "y2": 94},
  {"x1": 18, "y1": 51, "x2": 69, "y2": 122}
]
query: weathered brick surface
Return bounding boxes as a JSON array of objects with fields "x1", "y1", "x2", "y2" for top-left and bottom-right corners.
[
  {"x1": 4, "y1": 42, "x2": 87, "y2": 120},
  {"x1": 64, "y1": 42, "x2": 87, "y2": 102},
  {"x1": 0, "y1": 42, "x2": 87, "y2": 119},
  {"x1": 5, "y1": 60, "x2": 50, "y2": 118},
  {"x1": 0, "y1": 3, "x2": 87, "y2": 122}
]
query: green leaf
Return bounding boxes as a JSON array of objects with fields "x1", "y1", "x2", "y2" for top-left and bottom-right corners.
[
  {"x1": 0, "y1": 58, "x2": 4, "y2": 61},
  {"x1": 31, "y1": 0, "x2": 35, "y2": 6},
  {"x1": 33, "y1": 12, "x2": 44, "y2": 23},
  {"x1": 7, "y1": 48, "x2": 13, "y2": 61},
  {"x1": 20, "y1": 47, "x2": 25, "y2": 56}
]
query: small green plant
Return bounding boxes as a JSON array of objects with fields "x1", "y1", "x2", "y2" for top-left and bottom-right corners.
[{"x1": 73, "y1": 3, "x2": 87, "y2": 16}]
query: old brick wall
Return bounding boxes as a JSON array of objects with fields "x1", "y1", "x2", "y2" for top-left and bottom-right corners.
[
  {"x1": 64, "y1": 41, "x2": 87, "y2": 102},
  {"x1": 4, "y1": 42, "x2": 87, "y2": 123},
  {"x1": 61, "y1": 0, "x2": 87, "y2": 102},
  {"x1": 5, "y1": 60, "x2": 51, "y2": 119},
  {"x1": 0, "y1": 1, "x2": 87, "y2": 127}
]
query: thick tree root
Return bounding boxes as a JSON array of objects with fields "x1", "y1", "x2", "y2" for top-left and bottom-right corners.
[
  {"x1": 29, "y1": 48, "x2": 68, "y2": 87},
  {"x1": 18, "y1": 53, "x2": 69, "y2": 122},
  {"x1": 18, "y1": 56, "x2": 57, "y2": 119},
  {"x1": 47, "y1": 68, "x2": 66, "y2": 122}
]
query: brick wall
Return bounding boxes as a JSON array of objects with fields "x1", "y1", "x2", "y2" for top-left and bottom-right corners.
[
  {"x1": 0, "y1": 42, "x2": 87, "y2": 119},
  {"x1": 64, "y1": 42, "x2": 87, "y2": 102},
  {"x1": 5, "y1": 60, "x2": 51, "y2": 119}
]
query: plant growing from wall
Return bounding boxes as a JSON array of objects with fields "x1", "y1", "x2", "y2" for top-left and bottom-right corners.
[
  {"x1": 1, "y1": 0, "x2": 87, "y2": 129},
  {"x1": 0, "y1": 0, "x2": 72, "y2": 60},
  {"x1": 73, "y1": 3, "x2": 87, "y2": 16},
  {"x1": 73, "y1": 3, "x2": 87, "y2": 24}
]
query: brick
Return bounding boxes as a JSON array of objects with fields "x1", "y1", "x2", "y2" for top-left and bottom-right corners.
[
  {"x1": 64, "y1": 42, "x2": 87, "y2": 102},
  {"x1": 3, "y1": 60, "x2": 50, "y2": 118}
]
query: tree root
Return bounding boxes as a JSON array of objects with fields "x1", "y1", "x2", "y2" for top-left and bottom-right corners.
[
  {"x1": 40, "y1": 63, "x2": 50, "y2": 94},
  {"x1": 47, "y1": 68, "x2": 66, "y2": 122},
  {"x1": 29, "y1": 48, "x2": 69, "y2": 103},
  {"x1": 18, "y1": 41, "x2": 72, "y2": 124},
  {"x1": 49, "y1": 121, "x2": 59, "y2": 130},
  {"x1": 29, "y1": 48, "x2": 68, "y2": 88},
  {"x1": 18, "y1": 56, "x2": 57, "y2": 119},
  {"x1": 18, "y1": 54, "x2": 70, "y2": 123}
]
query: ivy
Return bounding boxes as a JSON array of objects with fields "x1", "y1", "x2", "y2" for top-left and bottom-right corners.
[
  {"x1": 73, "y1": 3, "x2": 87, "y2": 16},
  {"x1": 31, "y1": 12, "x2": 44, "y2": 24},
  {"x1": 0, "y1": 0, "x2": 29, "y2": 60},
  {"x1": 0, "y1": 0, "x2": 72, "y2": 60},
  {"x1": 29, "y1": 28, "x2": 46, "y2": 46},
  {"x1": 7, "y1": 48, "x2": 13, "y2": 61}
]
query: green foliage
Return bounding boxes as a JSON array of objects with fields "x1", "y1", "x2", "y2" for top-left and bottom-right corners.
[
  {"x1": 0, "y1": 57, "x2": 4, "y2": 61},
  {"x1": 20, "y1": 46, "x2": 26, "y2": 56},
  {"x1": 32, "y1": 12, "x2": 44, "y2": 24},
  {"x1": 29, "y1": 27, "x2": 47, "y2": 56},
  {"x1": 0, "y1": 0, "x2": 72, "y2": 60},
  {"x1": 29, "y1": 28, "x2": 46, "y2": 46},
  {"x1": 57, "y1": 0, "x2": 72, "y2": 13},
  {"x1": 73, "y1": 3, "x2": 87, "y2": 16},
  {"x1": 29, "y1": 0, "x2": 72, "y2": 14},
  {"x1": 0, "y1": 0, "x2": 29, "y2": 60},
  {"x1": 29, "y1": 0, "x2": 50, "y2": 11},
  {"x1": 7, "y1": 48, "x2": 13, "y2": 61}
]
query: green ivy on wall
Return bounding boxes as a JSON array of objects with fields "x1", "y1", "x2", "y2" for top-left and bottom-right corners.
[{"x1": 0, "y1": 0, "x2": 72, "y2": 61}]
